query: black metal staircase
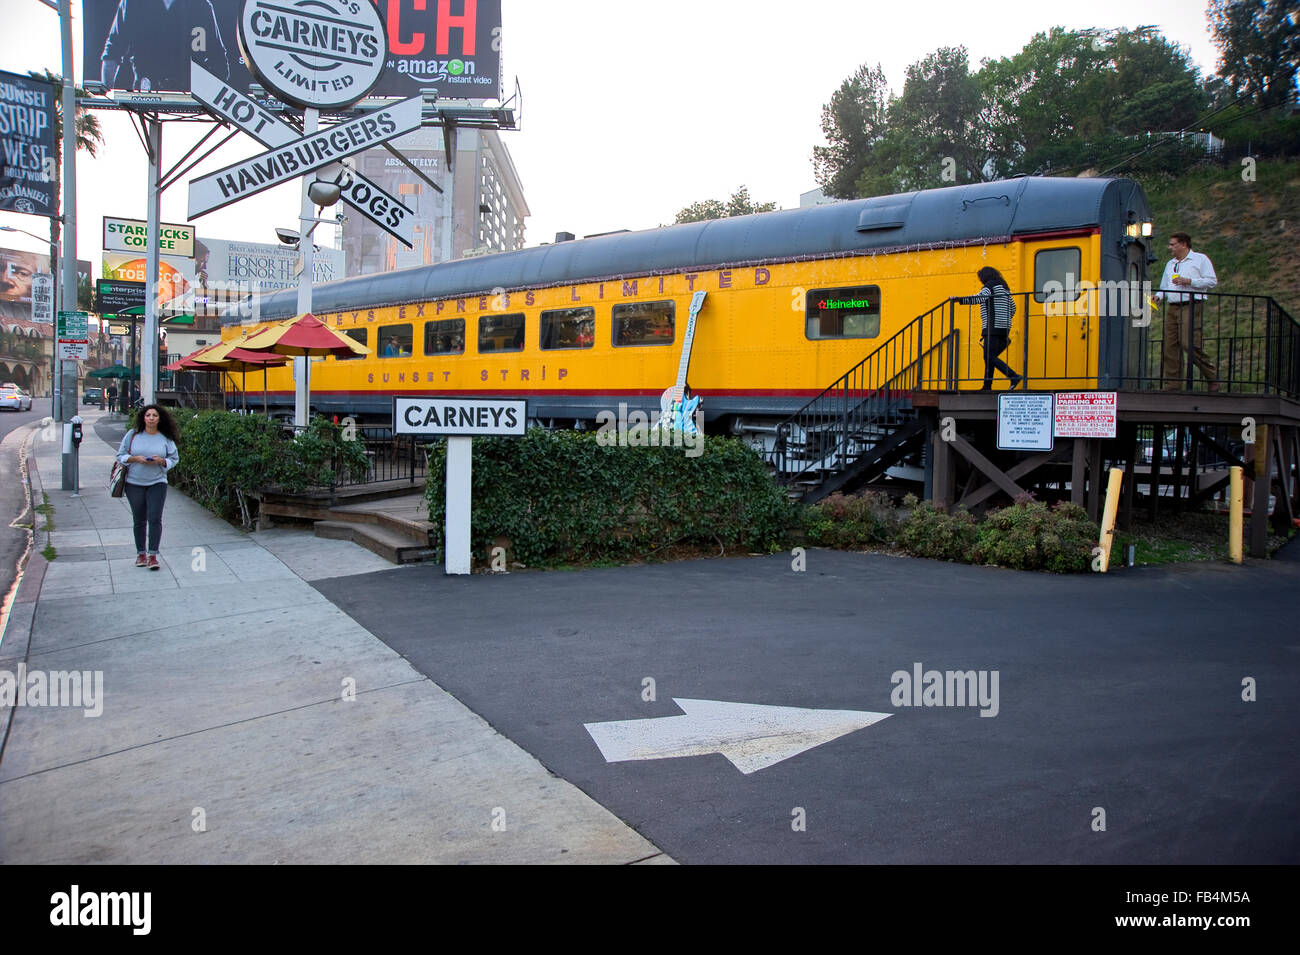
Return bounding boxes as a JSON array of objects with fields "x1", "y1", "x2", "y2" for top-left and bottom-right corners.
[{"x1": 769, "y1": 301, "x2": 957, "y2": 502}]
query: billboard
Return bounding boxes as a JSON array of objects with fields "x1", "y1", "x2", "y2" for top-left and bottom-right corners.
[
  {"x1": 83, "y1": 0, "x2": 502, "y2": 103},
  {"x1": 104, "y1": 216, "x2": 196, "y2": 257},
  {"x1": 102, "y1": 251, "x2": 196, "y2": 313},
  {"x1": 0, "y1": 69, "x2": 57, "y2": 217}
]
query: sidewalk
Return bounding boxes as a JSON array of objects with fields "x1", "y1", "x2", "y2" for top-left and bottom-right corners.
[{"x1": 0, "y1": 408, "x2": 669, "y2": 864}]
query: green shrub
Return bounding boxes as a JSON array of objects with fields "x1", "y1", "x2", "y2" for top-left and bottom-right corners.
[
  {"x1": 896, "y1": 494, "x2": 978, "y2": 561},
  {"x1": 971, "y1": 497, "x2": 1098, "y2": 573},
  {"x1": 169, "y1": 411, "x2": 369, "y2": 524},
  {"x1": 423, "y1": 428, "x2": 794, "y2": 566},
  {"x1": 804, "y1": 491, "x2": 897, "y2": 548}
]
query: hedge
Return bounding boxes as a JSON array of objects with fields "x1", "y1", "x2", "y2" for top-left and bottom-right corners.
[
  {"x1": 168, "y1": 410, "x2": 369, "y2": 525},
  {"x1": 423, "y1": 428, "x2": 794, "y2": 567}
]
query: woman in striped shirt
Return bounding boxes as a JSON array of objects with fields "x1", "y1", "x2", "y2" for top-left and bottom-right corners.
[{"x1": 958, "y1": 267, "x2": 1022, "y2": 391}]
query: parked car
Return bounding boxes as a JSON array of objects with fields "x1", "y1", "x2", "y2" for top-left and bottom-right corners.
[
  {"x1": 83, "y1": 387, "x2": 104, "y2": 405},
  {"x1": 0, "y1": 383, "x2": 33, "y2": 412}
]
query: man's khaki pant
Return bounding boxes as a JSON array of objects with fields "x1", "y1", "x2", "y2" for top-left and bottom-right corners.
[{"x1": 1162, "y1": 301, "x2": 1218, "y2": 390}]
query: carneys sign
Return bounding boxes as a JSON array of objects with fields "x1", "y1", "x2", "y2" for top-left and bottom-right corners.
[
  {"x1": 238, "y1": 0, "x2": 387, "y2": 111},
  {"x1": 188, "y1": 0, "x2": 424, "y2": 223}
]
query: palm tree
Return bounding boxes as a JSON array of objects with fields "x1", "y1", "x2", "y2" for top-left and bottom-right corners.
[{"x1": 27, "y1": 70, "x2": 104, "y2": 319}]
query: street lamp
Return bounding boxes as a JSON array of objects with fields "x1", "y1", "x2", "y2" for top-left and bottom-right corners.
[{"x1": 288, "y1": 165, "x2": 343, "y2": 426}]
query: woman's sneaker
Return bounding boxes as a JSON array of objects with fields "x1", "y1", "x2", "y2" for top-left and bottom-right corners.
[
  {"x1": 147, "y1": 556, "x2": 160, "y2": 571},
  {"x1": 135, "y1": 553, "x2": 148, "y2": 567}
]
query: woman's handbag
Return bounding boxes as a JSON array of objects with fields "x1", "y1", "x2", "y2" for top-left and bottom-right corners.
[{"x1": 110, "y1": 434, "x2": 134, "y2": 497}]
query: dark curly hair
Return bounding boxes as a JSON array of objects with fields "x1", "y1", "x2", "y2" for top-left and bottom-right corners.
[
  {"x1": 131, "y1": 404, "x2": 181, "y2": 443},
  {"x1": 977, "y1": 267, "x2": 1009, "y2": 289}
]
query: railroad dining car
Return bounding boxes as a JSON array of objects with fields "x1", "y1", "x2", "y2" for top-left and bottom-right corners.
[{"x1": 229, "y1": 175, "x2": 1154, "y2": 437}]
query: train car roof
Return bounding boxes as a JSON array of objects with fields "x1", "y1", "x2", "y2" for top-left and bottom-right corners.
[{"x1": 240, "y1": 176, "x2": 1150, "y2": 324}]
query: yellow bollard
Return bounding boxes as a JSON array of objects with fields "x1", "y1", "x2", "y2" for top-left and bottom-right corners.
[
  {"x1": 1229, "y1": 466, "x2": 1243, "y2": 564},
  {"x1": 1097, "y1": 467, "x2": 1124, "y2": 573}
]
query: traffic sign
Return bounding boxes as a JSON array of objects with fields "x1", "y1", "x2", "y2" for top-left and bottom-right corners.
[
  {"x1": 57, "y1": 341, "x2": 89, "y2": 361},
  {"x1": 56, "y1": 310, "x2": 88, "y2": 342},
  {"x1": 187, "y1": 96, "x2": 424, "y2": 219},
  {"x1": 190, "y1": 63, "x2": 416, "y2": 247},
  {"x1": 96, "y1": 280, "x2": 146, "y2": 314},
  {"x1": 108, "y1": 323, "x2": 130, "y2": 336}
]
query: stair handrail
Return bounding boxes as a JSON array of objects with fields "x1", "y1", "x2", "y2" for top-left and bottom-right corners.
[{"x1": 770, "y1": 298, "x2": 956, "y2": 480}]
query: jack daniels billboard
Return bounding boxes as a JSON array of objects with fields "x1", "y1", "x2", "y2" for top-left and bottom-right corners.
[
  {"x1": 0, "y1": 69, "x2": 57, "y2": 217},
  {"x1": 82, "y1": 0, "x2": 502, "y2": 105}
]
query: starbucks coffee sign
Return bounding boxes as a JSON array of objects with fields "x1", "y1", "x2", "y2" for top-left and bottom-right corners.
[{"x1": 239, "y1": 0, "x2": 386, "y2": 111}]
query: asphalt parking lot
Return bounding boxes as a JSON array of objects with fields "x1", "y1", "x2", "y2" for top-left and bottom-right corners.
[{"x1": 316, "y1": 547, "x2": 1300, "y2": 864}]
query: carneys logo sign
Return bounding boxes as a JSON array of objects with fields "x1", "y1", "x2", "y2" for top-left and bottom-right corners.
[{"x1": 240, "y1": 0, "x2": 387, "y2": 110}]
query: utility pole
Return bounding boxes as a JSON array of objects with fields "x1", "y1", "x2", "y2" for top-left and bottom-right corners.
[{"x1": 58, "y1": 0, "x2": 78, "y2": 490}]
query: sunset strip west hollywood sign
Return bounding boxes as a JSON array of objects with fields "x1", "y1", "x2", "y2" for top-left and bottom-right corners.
[
  {"x1": 189, "y1": 63, "x2": 416, "y2": 246},
  {"x1": 187, "y1": 95, "x2": 423, "y2": 219}
]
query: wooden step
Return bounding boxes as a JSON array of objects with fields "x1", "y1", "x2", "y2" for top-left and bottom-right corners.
[{"x1": 313, "y1": 521, "x2": 438, "y2": 564}]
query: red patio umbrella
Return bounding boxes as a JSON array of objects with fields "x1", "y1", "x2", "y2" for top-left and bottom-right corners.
[{"x1": 238, "y1": 313, "x2": 368, "y2": 422}]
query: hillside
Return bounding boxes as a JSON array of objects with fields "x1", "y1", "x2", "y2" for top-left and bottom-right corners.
[{"x1": 1135, "y1": 158, "x2": 1300, "y2": 312}]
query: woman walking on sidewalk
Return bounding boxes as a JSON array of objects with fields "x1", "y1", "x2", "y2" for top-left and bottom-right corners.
[{"x1": 116, "y1": 405, "x2": 180, "y2": 570}]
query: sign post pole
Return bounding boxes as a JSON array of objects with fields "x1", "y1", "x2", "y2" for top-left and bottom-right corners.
[
  {"x1": 142, "y1": 118, "x2": 162, "y2": 407},
  {"x1": 294, "y1": 108, "x2": 318, "y2": 429},
  {"x1": 445, "y1": 436, "x2": 472, "y2": 575},
  {"x1": 58, "y1": 0, "x2": 78, "y2": 491},
  {"x1": 393, "y1": 396, "x2": 527, "y2": 576}
]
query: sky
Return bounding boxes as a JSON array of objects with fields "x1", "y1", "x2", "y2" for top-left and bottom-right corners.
[{"x1": 0, "y1": 0, "x2": 1223, "y2": 273}]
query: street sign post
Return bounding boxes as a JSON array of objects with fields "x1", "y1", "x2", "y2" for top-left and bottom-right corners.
[{"x1": 395, "y1": 396, "x2": 527, "y2": 575}]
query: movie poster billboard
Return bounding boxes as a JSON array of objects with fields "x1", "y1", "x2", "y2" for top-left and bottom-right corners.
[
  {"x1": 1, "y1": 248, "x2": 92, "y2": 323},
  {"x1": 82, "y1": 0, "x2": 502, "y2": 103},
  {"x1": 0, "y1": 69, "x2": 57, "y2": 217}
]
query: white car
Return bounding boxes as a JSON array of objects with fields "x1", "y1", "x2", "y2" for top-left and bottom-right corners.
[{"x1": 0, "y1": 383, "x2": 33, "y2": 411}]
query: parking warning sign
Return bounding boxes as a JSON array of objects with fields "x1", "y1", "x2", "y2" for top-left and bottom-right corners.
[{"x1": 1054, "y1": 392, "x2": 1117, "y2": 439}]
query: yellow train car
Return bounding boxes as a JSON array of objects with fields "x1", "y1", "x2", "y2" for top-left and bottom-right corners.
[{"x1": 230, "y1": 176, "x2": 1153, "y2": 433}]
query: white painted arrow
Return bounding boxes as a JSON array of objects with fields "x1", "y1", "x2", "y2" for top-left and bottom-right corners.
[{"x1": 584, "y1": 698, "x2": 891, "y2": 775}]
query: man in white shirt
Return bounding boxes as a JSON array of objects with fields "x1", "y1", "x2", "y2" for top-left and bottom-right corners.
[{"x1": 1154, "y1": 232, "x2": 1219, "y2": 392}]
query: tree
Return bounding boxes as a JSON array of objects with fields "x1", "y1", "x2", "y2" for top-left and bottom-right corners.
[
  {"x1": 812, "y1": 64, "x2": 892, "y2": 198},
  {"x1": 675, "y1": 186, "x2": 776, "y2": 223},
  {"x1": 28, "y1": 72, "x2": 104, "y2": 317},
  {"x1": 885, "y1": 47, "x2": 994, "y2": 189},
  {"x1": 1210, "y1": 0, "x2": 1300, "y2": 108}
]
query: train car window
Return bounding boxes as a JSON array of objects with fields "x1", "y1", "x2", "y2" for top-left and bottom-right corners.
[
  {"x1": 379, "y1": 325, "x2": 414, "y2": 358},
  {"x1": 336, "y1": 327, "x2": 366, "y2": 360},
  {"x1": 479, "y1": 313, "x2": 525, "y2": 353},
  {"x1": 1034, "y1": 248, "x2": 1083, "y2": 302},
  {"x1": 805, "y1": 285, "x2": 881, "y2": 339},
  {"x1": 540, "y1": 307, "x2": 595, "y2": 350},
  {"x1": 425, "y1": 318, "x2": 466, "y2": 355},
  {"x1": 612, "y1": 301, "x2": 675, "y2": 347}
]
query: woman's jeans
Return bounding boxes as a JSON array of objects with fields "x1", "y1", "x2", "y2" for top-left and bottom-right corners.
[{"x1": 124, "y1": 482, "x2": 167, "y2": 555}]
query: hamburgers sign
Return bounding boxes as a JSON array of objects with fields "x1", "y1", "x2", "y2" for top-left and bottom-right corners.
[{"x1": 239, "y1": 0, "x2": 386, "y2": 111}]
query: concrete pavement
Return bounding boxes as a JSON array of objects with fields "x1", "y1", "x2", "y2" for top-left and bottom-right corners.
[{"x1": 0, "y1": 408, "x2": 669, "y2": 864}]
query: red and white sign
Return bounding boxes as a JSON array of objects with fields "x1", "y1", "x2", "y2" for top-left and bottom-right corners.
[{"x1": 1054, "y1": 391, "x2": 1117, "y2": 439}]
